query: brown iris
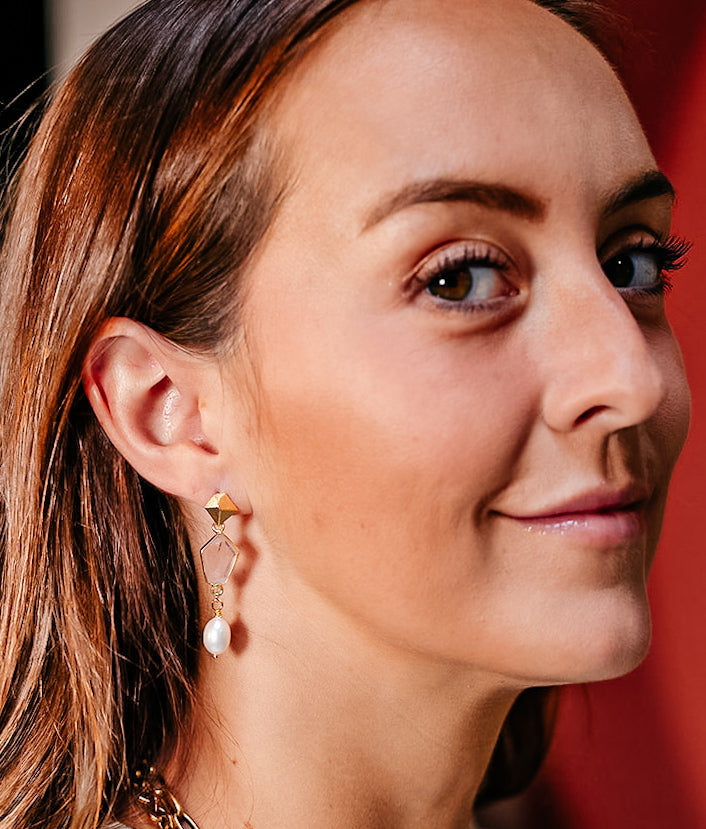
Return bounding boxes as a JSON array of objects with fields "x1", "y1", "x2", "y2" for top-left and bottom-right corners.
[{"x1": 428, "y1": 269, "x2": 473, "y2": 301}]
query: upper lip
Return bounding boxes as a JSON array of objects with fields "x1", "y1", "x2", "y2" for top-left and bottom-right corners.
[{"x1": 500, "y1": 484, "x2": 650, "y2": 521}]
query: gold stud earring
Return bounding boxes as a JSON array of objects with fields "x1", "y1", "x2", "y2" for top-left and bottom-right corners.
[{"x1": 200, "y1": 493, "x2": 240, "y2": 657}]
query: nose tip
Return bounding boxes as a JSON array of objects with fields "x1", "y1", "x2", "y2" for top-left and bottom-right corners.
[{"x1": 540, "y1": 285, "x2": 666, "y2": 434}]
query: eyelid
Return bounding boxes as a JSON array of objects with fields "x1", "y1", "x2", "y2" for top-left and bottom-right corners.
[
  {"x1": 598, "y1": 224, "x2": 692, "y2": 270},
  {"x1": 410, "y1": 239, "x2": 514, "y2": 286},
  {"x1": 405, "y1": 238, "x2": 523, "y2": 322},
  {"x1": 598, "y1": 224, "x2": 665, "y2": 260},
  {"x1": 598, "y1": 227, "x2": 691, "y2": 300}
]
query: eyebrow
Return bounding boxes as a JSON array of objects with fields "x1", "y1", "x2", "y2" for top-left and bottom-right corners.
[
  {"x1": 362, "y1": 178, "x2": 546, "y2": 231},
  {"x1": 600, "y1": 170, "x2": 675, "y2": 217},
  {"x1": 361, "y1": 169, "x2": 675, "y2": 233}
]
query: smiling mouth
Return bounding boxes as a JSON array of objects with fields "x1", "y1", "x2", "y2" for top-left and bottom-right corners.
[{"x1": 496, "y1": 488, "x2": 649, "y2": 545}]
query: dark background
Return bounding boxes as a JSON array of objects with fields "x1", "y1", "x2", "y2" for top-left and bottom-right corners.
[{"x1": 0, "y1": 3, "x2": 47, "y2": 181}]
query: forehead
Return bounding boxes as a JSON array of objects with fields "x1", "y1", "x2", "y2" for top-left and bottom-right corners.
[{"x1": 269, "y1": 0, "x2": 653, "y2": 228}]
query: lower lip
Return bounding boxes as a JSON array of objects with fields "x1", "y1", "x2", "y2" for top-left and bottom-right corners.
[{"x1": 506, "y1": 508, "x2": 645, "y2": 546}]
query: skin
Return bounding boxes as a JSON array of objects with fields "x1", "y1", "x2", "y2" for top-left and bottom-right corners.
[
  {"x1": 86, "y1": 0, "x2": 690, "y2": 826},
  {"x1": 212, "y1": 0, "x2": 689, "y2": 685}
]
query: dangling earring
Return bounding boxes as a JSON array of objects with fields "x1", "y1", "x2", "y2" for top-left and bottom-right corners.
[{"x1": 200, "y1": 492, "x2": 240, "y2": 658}]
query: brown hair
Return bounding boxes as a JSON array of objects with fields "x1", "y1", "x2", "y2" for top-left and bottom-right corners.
[{"x1": 0, "y1": 1, "x2": 620, "y2": 825}]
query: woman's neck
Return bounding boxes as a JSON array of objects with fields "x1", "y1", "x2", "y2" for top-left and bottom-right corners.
[{"x1": 173, "y1": 573, "x2": 519, "y2": 829}]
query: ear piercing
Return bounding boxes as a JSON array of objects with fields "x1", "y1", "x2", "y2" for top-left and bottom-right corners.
[{"x1": 200, "y1": 493, "x2": 240, "y2": 657}]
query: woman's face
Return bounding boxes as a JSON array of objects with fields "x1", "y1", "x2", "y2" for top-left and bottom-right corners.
[{"x1": 219, "y1": 0, "x2": 689, "y2": 686}]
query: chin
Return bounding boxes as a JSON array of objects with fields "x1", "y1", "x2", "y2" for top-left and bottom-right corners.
[
  {"x1": 570, "y1": 630, "x2": 651, "y2": 685},
  {"x1": 501, "y1": 586, "x2": 654, "y2": 688},
  {"x1": 553, "y1": 592, "x2": 653, "y2": 685}
]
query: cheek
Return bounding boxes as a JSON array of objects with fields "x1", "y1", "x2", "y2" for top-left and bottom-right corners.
[
  {"x1": 602, "y1": 325, "x2": 689, "y2": 580},
  {"x1": 649, "y1": 325, "x2": 690, "y2": 474},
  {"x1": 250, "y1": 311, "x2": 534, "y2": 518},
  {"x1": 240, "y1": 306, "x2": 538, "y2": 633}
]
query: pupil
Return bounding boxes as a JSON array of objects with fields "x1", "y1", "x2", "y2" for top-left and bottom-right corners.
[{"x1": 608, "y1": 255, "x2": 635, "y2": 288}]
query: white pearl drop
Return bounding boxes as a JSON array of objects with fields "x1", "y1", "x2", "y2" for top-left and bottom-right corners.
[{"x1": 202, "y1": 616, "x2": 231, "y2": 656}]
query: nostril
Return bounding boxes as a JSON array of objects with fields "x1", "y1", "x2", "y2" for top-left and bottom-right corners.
[{"x1": 575, "y1": 405, "x2": 609, "y2": 426}]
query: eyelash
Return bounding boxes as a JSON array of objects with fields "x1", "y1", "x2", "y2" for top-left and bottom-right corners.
[
  {"x1": 607, "y1": 234, "x2": 691, "y2": 296},
  {"x1": 411, "y1": 234, "x2": 691, "y2": 313},
  {"x1": 411, "y1": 242, "x2": 517, "y2": 313}
]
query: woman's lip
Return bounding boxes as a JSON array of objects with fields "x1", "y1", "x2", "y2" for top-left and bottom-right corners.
[
  {"x1": 503, "y1": 508, "x2": 645, "y2": 545},
  {"x1": 501, "y1": 486, "x2": 649, "y2": 521},
  {"x1": 495, "y1": 487, "x2": 649, "y2": 544}
]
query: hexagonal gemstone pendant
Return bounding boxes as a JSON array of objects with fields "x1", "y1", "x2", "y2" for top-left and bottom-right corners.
[{"x1": 200, "y1": 532, "x2": 239, "y2": 585}]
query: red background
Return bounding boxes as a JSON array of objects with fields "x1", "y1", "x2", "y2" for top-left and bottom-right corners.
[{"x1": 529, "y1": 1, "x2": 706, "y2": 825}]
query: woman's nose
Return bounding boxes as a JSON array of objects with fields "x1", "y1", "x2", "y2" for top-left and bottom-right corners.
[{"x1": 539, "y1": 271, "x2": 665, "y2": 435}]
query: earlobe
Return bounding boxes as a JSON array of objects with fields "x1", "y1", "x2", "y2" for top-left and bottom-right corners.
[{"x1": 82, "y1": 317, "x2": 224, "y2": 503}]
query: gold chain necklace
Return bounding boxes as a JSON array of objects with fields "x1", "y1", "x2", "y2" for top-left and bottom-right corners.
[
  {"x1": 131, "y1": 765, "x2": 200, "y2": 829},
  {"x1": 130, "y1": 764, "x2": 479, "y2": 829}
]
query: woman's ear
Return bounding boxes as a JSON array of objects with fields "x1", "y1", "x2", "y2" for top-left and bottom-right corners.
[{"x1": 82, "y1": 317, "x2": 249, "y2": 510}]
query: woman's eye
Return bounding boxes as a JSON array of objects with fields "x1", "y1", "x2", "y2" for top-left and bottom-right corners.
[
  {"x1": 419, "y1": 248, "x2": 517, "y2": 310},
  {"x1": 600, "y1": 235, "x2": 691, "y2": 296},
  {"x1": 601, "y1": 250, "x2": 661, "y2": 290},
  {"x1": 427, "y1": 264, "x2": 509, "y2": 301}
]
